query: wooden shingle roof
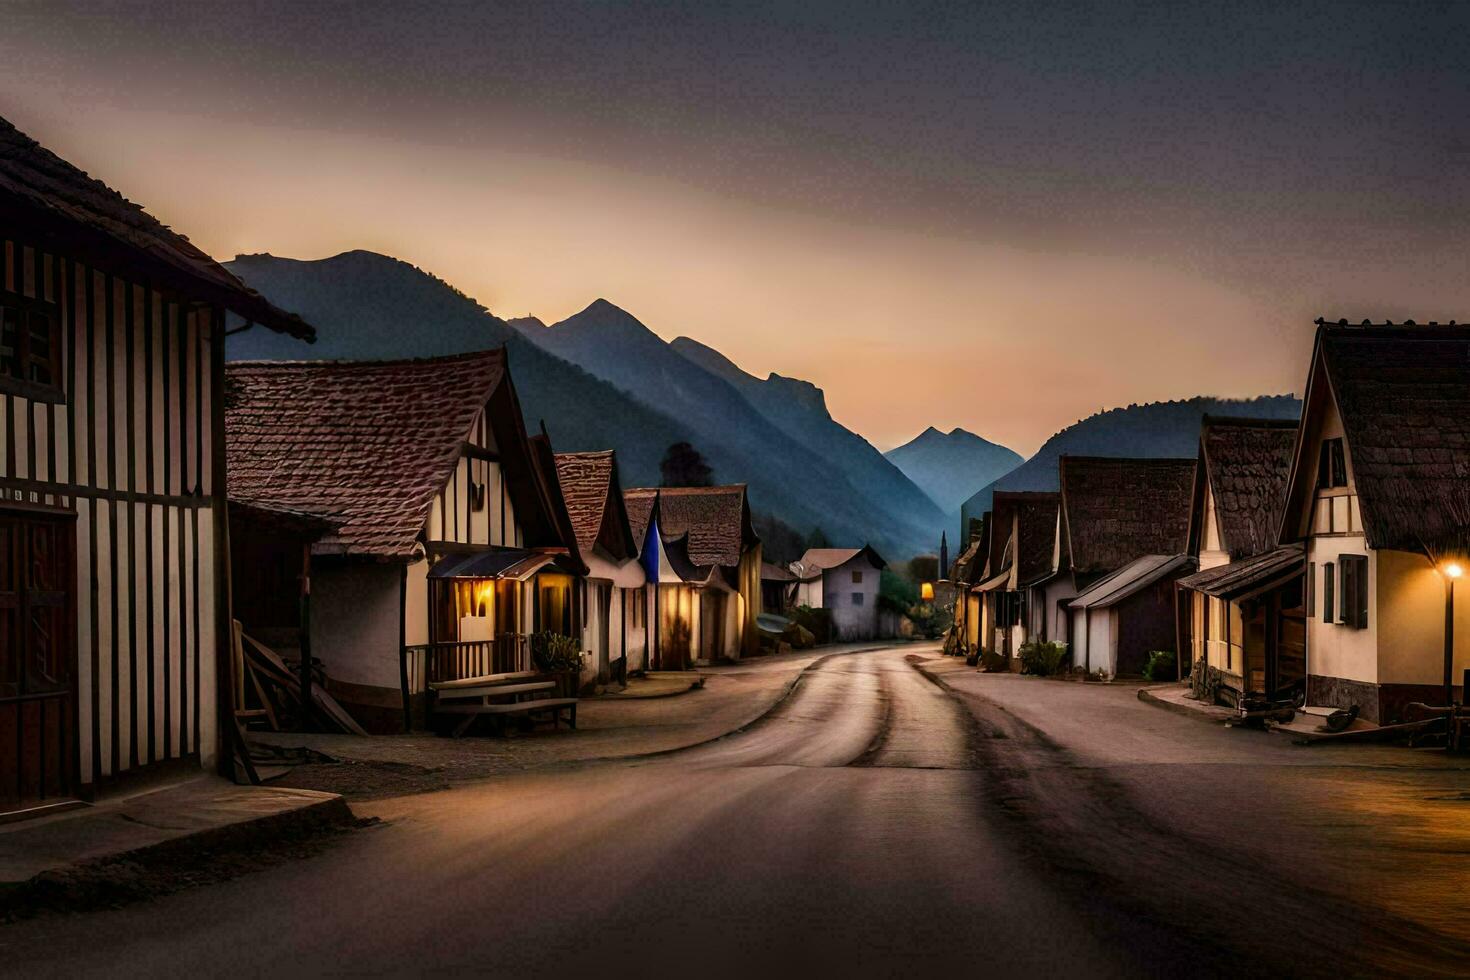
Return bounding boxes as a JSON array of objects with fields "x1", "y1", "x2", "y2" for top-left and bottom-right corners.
[
  {"x1": 624, "y1": 489, "x2": 657, "y2": 553},
  {"x1": 554, "y1": 450, "x2": 636, "y2": 561},
  {"x1": 0, "y1": 114, "x2": 312, "y2": 339},
  {"x1": 623, "y1": 485, "x2": 757, "y2": 569},
  {"x1": 1317, "y1": 324, "x2": 1470, "y2": 554},
  {"x1": 1199, "y1": 417, "x2": 1298, "y2": 560},
  {"x1": 226, "y1": 350, "x2": 507, "y2": 559},
  {"x1": 1060, "y1": 456, "x2": 1196, "y2": 575},
  {"x1": 555, "y1": 451, "x2": 617, "y2": 554}
]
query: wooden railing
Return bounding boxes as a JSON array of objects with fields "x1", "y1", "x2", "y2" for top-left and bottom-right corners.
[{"x1": 399, "y1": 635, "x2": 530, "y2": 730}]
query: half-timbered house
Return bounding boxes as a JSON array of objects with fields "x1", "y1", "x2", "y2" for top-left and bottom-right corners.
[
  {"x1": 624, "y1": 485, "x2": 761, "y2": 667},
  {"x1": 946, "y1": 516, "x2": 988, "y2": 656},
  {"x1": 971, "y1": 491, "x2": 1060, "y2": 663},
  {"x1": 226, "y1": 349, "x2": 585, "y2": 732},
  {"x1": 1059, "y1": 456, "x2": 1196, "y2": 675},
  {"x1": 553, "y1": 450, "x2": 646, "y2": 686},
  {"x1": 0, "y1": 115, "x2": 314, "y2": 816},
  {"x1": 1277, "y1": 320, "x2": 1470, "y2": 723},
  {"x1": 1176, "y1": 417, "x2": 1304, "y2": 704}
]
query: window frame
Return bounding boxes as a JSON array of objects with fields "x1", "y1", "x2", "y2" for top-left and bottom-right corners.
[
  {"x1": 0, "y1": 290, "x2": 64, "y2": 404},
  {"x1": 1322, "y1": 561, "x2": 1335, "y2": 623}
]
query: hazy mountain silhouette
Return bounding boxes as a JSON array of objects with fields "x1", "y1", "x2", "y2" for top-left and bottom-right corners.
[
  {"x1": 223, "y1": 251, "x2": 936, "y2": 557},
  {"x1": 223, "y1": 251, "x2": 695, "y2": 487},
  {"x1": 884, "y1": 426, "x2": 1023, "y2": 518},
  {"x1": 670, "y1": 336, "x2": 947, "y2": 547},
  {"x1": 958, "y1": 395, "x2": 1303, "y2": 535},
  {"x1": 518, "y1": 298, "x2": 942, "y2": 555}
]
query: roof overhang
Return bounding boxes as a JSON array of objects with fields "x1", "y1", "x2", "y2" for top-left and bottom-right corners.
[{"x1": 428, "y1": 548, "x2": 555, "y2": 582}]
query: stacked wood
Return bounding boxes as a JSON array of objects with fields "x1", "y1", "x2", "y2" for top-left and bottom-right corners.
[{"x1": 232, "y1": 621, "x2": 368, "y2": 736}]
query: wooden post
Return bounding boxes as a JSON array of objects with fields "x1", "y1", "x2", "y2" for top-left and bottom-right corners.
[
  {"x1": 398, "y1": 564, "x2": 411, "y2": 732},
  {"x1": 299, "y1": 542, "x2": 312, "y2": 728}
]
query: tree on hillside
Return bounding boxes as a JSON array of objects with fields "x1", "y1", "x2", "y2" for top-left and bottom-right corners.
[
  {"x1": 907, "y1": 554, "x2": 939, "y2": 583},
  {"x1": 805, "y1": 526, "x2": 832, "y2": 551},
  {"x1": 660, "y1": 441, "x2": 713, "y2": 487}
]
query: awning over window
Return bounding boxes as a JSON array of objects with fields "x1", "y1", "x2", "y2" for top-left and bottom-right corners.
[{"x1": 427, "y1": 549, "x2": 555, "y2": 582}]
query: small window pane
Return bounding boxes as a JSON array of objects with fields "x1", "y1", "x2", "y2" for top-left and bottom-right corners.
[
  {"x1": 0, "y1": 307, "x2": 17, "y2": 378},
  {"x1": 851, "y1": 592, "x2": 863, "y2": 606},
  {"x1": 26, "y1": 310, "x2": 52, "y2": 385}
]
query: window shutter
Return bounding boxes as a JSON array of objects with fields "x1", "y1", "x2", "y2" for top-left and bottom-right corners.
[
  {"x1": 1306, "y1": 562, "x2": 1316, "y2": 618},
  {"x1": 1343, "y1": 554, "x2": 1368, "y2": 629},
  {"x1": 1323, "y1": 561, "x2": 1335, "y2": 623}
]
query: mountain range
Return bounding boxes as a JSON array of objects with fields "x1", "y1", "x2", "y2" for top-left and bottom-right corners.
[
  {"x1": 222, "y1": 250, "x2": 948, "y2": 558},
  {"x1": 884, "y1": 427, "x2": 1023, "y2": 522},
  {"x1": 957, "y1": 395, "x2": 1303, "y2": 536}
]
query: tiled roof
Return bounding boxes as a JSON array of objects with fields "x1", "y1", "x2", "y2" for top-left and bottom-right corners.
[
  {"x1": 991, "y1": 491, "x2": 1060, "y2": 585},
  {"x1": 1060, "y1": 457, "x2": 1197, "y2": 575},
  {"x1": 1177, "y1": 545, "x2": 1303, "y2": 600},
  {"x1": 1318, "y1": 324, "x2": 1470, "y2": 554},
  {"x1": 626, "y1": 485, "x2": 756, "y2": 569},
  {"x1": 226, "y1": 350, "x2": 505, "y2": 559},
  {"x1": 624, "y1": 488, "x2": 657, "y2": 552},
  {"x1": 554, "y1": 451, "x2": 616, "y2": 555},
  {"x1": 1200, "y1": 417, "x2": 1297, "y2": 559},
  {"x1": 0, "y1": 114, "x2": 312, "y2": 339},
  {"x1": 1069, "y1": 554, "x2": 1196, "y2": 610}
]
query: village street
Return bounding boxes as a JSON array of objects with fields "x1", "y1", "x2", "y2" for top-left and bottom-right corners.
[{"x1": 2, "y1": 645, "x2": 1468, "y2": 979}]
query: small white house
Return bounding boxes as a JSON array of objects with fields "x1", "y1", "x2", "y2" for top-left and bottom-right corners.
[{"x1": 792, "y1": 545, "x2": 887, "y2": 641}]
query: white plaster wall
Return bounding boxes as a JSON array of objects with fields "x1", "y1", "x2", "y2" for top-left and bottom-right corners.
[
  {"x1": 311, "y1": 562, "x2": 405, "y2": 691},
  {"x1": 1305, "y1": 534, "x2": 1377, "y2": 684},
  {"x1": 824, "y1": 560, "x2": 880, "y2": 639},
  {"x1": 1198, "y1": 485, "x2": 1230, "y2": 572}
]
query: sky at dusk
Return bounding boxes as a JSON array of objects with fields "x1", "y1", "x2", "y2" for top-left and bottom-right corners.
[{"x1": 5, "y1": 1, "x2": 1470, "y2": 455}]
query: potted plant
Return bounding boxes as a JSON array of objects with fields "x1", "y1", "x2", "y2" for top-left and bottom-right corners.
[{"x1": 531, "y1": 631, "x2": 584, "y2": 698}]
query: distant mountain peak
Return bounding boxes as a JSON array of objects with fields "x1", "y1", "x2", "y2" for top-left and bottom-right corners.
[{"x1": 885, "y1": 426, "x2": 1023, "y2": 517}]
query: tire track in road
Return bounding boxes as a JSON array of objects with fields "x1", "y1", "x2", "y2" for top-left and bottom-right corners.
[{"x1": 912, "y1": 656, "x2": 1470, "y2": 980}]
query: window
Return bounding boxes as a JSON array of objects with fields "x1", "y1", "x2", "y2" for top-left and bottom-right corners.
[
  {"x1": 1338, "y1": 554, "x2": 1368, "y2": 629},
  {"x1": 1317, "y1": 438, "x2": 1348, "y2": 489},
  {"x1": 0, "y1": 294, "x2": 62, "y2": 402},
  {"x1": 851, "y1": 570, "x2": 863, "y2": 584},
  {"x1": 1306, "y1": 562, "x2": 1316, "y2": 618},
  {"x1": 1322, "y1": 561, "x2": 1335, "y2": 623},
  {"x1": 851, "y1": 592, "x2": 863, "y2": 606}
]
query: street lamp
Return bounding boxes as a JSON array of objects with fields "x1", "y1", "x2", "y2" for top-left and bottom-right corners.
[
  {"x1": 1445, "y1": 562, "x2": 1463, "y2": 712},
  {"x1": 920, "y1": 582, "x2": 935, "y2": 602}
]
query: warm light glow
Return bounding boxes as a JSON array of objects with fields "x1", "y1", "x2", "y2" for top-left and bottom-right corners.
[
  {"x1": 1446, "y1": 563, "x2": 1464, "y2": 580},
  {"x1": 921, "y1": 582, "x2": 935, "y2": 601}
]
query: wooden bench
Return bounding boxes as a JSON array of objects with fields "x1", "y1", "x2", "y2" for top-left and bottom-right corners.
[
  {"x1": 435, "y1": 697, "x2": 578, "y2": 737},
  {"x1": 429, "y1": 670, "x2": 539, "y2": 692}
]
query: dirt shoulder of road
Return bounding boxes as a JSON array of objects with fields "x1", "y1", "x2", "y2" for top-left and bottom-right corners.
[
  {"x1": 916, "y1": 654, "x2": 1470, "y2": 978},
  {"x1": 253, "y1": 642, "x2": 899, "y2": 800}
]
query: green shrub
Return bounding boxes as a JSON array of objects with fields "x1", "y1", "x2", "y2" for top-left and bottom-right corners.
[
  {"x1": 791, "y1": 605, "x2": 835, "y2": 645},
  {"x1": 1143, "y1": 650, "x2": 1178, "y2": 681},
  {"x1": 531, "y1": 631, "x2": 583, "y2": 673},
  {"x1": 1019, "y1": 640, "x2": 1068, "y2": 676}
]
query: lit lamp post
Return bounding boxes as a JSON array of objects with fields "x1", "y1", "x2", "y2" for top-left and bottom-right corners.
[
  {"x1": 920, "y1": 582, "x2": 935, "y2": 603},
  {"x1": 1444, "y1": 562, "x2": 1463, "y2": 713}
]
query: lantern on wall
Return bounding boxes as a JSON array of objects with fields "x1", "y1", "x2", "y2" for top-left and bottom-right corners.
[{"x1": 920, "y1": 582, "x2": 935, "y2": 602}]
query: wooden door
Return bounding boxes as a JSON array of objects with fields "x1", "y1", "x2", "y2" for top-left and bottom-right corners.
[
  {"x1": 0, "y1": 511, "x2": 76, "y2": 812},
  {"x1": 596, "y1": 583, "x2": 612, "y2": 683}
]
